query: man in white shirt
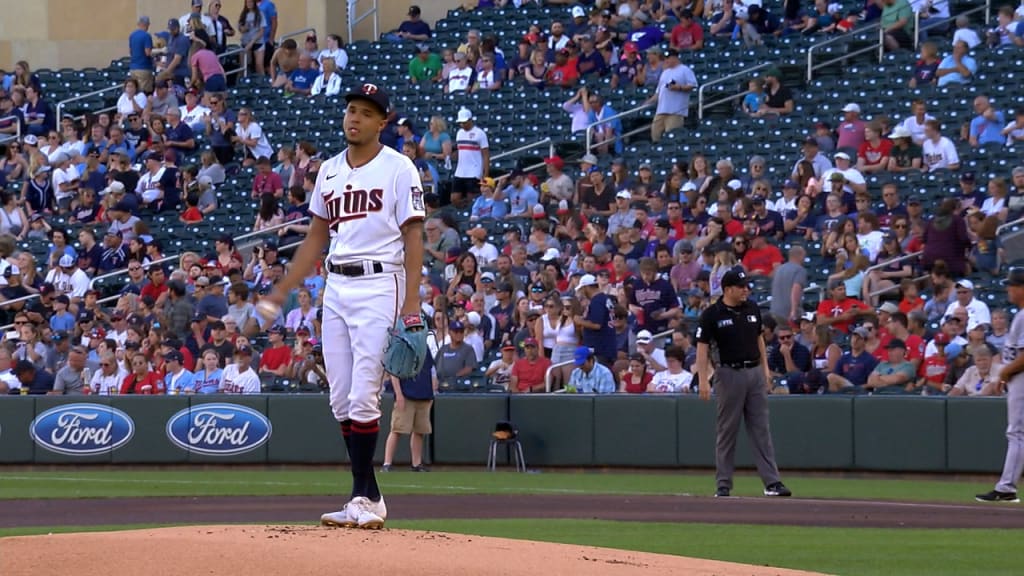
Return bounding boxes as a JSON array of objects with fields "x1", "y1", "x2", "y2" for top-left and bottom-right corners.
[
  {"x1": 645, "y1": 48, "x2": 696, "y2": 142},
  {"x1": 233, "y1": 108, "x2": 274, "y2": 164},
  {"x1": 951, "y1": 14, "x2": 982, "y2": 48},
  {"x1": 179, "y1": 89, "x2": 211, "y2": 130},
  {"x1": 0, "y1": 348, "x2": 20, "y2": 393},
  {"x1": 45, "y1": 255, "x2": 91, "y2": 301},
  {"x1": 898, "y1": 100, "x2": 936, "y2": 146},
  {"x1": 452, "y1": 107, "x2": 488, "y2": 206},
  {"x1": 220, "y1": 346, "x2": 262, "y2": 394},
  {"x1": 51, "y1": 151, "x2": 81, "y2": 210},
  {"x1": 944, "y1": 279, "x2": 991, "y2": 331},
  {"x1": 180, "y1": 0, "x2": 216, "y2": 38},
  {"x1": 90, "y1": 352, "x2": 129, "y2": 395},
  {"x1": 445, "y1": 52, "x2": 475, "y2": 94},
  {"x1": 635, "y1": 330, "x2": 667, "y2": 372},
  {"x1": 467, "y1": 226, "x2": 499, "y2": 266},
  {"x1": 820, "y1": 152, "x2": 867, "y2": 195},
  {"x1": 921, "y1": 119, "x2": 961, "y2": 172}
]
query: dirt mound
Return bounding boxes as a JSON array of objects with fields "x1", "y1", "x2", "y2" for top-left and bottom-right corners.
[{"x1": 1, "y1": 525, "x2": 828, "y2": 576}]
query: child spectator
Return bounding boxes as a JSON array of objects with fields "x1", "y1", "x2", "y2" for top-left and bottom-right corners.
[
  {"x1": 180, "y1": 192, "x2": 203, "y2": 223},
  {"x1": 742, "y1": 78, "x2": 765, "y2": 116},
  {"x1": 49, "y1": 295, "x2": 75, "y2": 332},
  {"x1": 898, "y1": 279, "x2": 923, "y2": 313}
]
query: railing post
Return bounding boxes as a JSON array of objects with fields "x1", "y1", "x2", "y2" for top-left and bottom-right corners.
[
  {"x1": 806, "y1": 44, "x2": 814, "y2": 83},
  {"x1": 878, "y1": 25, "x2": 885, "y2": 63},
  {"x1": 913, "y1": 10, "x2": 921, "y2": 50}
]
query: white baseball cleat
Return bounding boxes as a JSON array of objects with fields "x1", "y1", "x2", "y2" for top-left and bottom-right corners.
[
  {"x1": 320, "y1": 501, "x2": 357, "y2": 528},
  {"x1": 348, "y1": 496, "x2": 387, "y2": 530}
]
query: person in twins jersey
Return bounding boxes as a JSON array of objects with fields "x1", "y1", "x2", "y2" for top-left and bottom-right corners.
[
  {"x1": 219, "y1": 346, "x2": 261, "y2": 394},
  {"x1": 269, "y1": 83, "x2": 425, "y2": 530}
]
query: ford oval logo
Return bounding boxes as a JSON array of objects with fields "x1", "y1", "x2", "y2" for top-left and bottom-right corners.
[
  {"x1": 30, "y1": 403, "x2": 135, "y2": 456},
  {"x1": 166, "y1": 403, "x2": 272, "y2": 456}
]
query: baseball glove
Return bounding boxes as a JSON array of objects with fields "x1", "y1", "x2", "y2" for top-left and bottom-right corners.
[{"x1": 382, "y1": 314, "x2": 428, "y2": 379}]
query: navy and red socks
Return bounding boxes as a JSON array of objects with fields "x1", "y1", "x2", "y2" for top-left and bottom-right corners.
[{"x1": 345, "y1": 419, "x2": 381, "y2": 502}]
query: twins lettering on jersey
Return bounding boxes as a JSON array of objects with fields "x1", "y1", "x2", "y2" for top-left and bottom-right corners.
[{"x1": 322, "y1": 185, "x2": 384, "y2": 227}]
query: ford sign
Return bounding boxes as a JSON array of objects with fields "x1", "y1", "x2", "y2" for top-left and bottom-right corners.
[
  {"x1": 29, "y1": 403, "x2": 135, "y2": 456},
  {"x1": 166, "y1": 404, "x2": 273, "y2": 456}
]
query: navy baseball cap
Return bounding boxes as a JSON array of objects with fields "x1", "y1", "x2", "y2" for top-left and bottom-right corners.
[
  {"x1": 345, "y1": 83, "x2": 390, "y2": 116},
  {"x1": 77, "y1": 310, "x2": 94, "y2": 323},
  {"x1": 269, "y1": 325, "x2": 286, "y2": 335},
  {"x1": 1006, "y1": 268, "x2": 1024, "y2": 287},
  {"x1": 235, "y1": 345, "x2": 253, "y2": 356},
  {"x1": 449, "y1": 320, "x2": 465, "y2": 331},
  {"x1": 164, "y1": 350, "x2": 184, "y2": 363}
]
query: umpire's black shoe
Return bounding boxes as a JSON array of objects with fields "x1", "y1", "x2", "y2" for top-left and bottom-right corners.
[
  {"x1": 714, "y1": 487, "x2": 731, "y2": 498},
  {"x1": 976, "y1": 490, "x2": 1019, "y2": 503},
  {"x1": 764, "y1": 482, "x2": 792, "y2": 497}
]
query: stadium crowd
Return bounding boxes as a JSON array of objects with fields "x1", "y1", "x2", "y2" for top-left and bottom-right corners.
[{"x1": 0, "y1": 0, "x2": 1022, "y2": 398}]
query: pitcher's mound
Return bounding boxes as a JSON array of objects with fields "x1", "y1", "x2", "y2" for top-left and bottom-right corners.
[{"x1": 1, "y1": 525, "x2": 828, "y2": 576}]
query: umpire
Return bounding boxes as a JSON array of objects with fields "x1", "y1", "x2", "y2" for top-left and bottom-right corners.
[{"x1": 695, "y1": 268, "x2": 791, "y2": 498}]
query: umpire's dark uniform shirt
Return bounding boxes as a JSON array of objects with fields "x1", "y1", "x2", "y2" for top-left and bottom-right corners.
[{"x1": 696, "y1": 299, "x2": 763, "y2": 366}]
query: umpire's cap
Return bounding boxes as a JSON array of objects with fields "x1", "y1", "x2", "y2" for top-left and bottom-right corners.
[
  {"x1": 345, "y1": 83, "x2": 390, "y2": 116},
  {"x1": 721, "y1": 268, "x2": 750, "y2": 289},
  {"x1": 1007, "y1": 268, "x2": 1024, "y2": 287}
]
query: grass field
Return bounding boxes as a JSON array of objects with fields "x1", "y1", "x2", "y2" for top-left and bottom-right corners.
[
  {"x1": 0, "y1": 468, "x2": 995, "y2": 502},
  {"x1": 1, "y1": 468, "x2": 1014, "y2": 576}
]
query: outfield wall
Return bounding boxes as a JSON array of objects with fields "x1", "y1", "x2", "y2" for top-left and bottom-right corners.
[{"x1": 0, "y1": 395, "x2": 1008, "y2": 473}]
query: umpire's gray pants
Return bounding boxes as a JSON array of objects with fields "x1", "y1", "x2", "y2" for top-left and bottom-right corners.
[
  {"x1": 714, "y1": 366, "x2": 782, "y2": 491},
  {"x1": 996, "y1": 378, "x2": 1024, "y2": 493}
]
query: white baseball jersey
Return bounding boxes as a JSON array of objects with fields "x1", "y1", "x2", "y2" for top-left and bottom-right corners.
[
  {"x1": 220, "y1": 363, "x2": 261, "y2": 394},
  {"x1": 310, "y1": 146, "x2": 425, "y2": 265},
  {"x1": 91, "y1": 368, "x2": 129, "y2": 395},
  {"x1": 45, "y1": 268, "x2": 90, "y2": 298}
]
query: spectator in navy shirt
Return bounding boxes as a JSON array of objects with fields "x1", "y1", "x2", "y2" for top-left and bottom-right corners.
[
  {"x1": 576, "y1": 274, "x2": 618, "y2": 366},
  {"x1": 164, "y1": 109, "x2": 195, "y2": 152},
  {"x1": 575, "y1": 36, "x2": 608, "y2": 79},
  {"x1": 385, "y1": 5, "x2": 432, "y2": 43},
  {"x1": 627, "y1": 257, "x2": 682, "y2": 335},
  {"x1": 874, "y1": 183, "x2": 908, "y2": 229},
  {"x1": 826, "y1": 326, "x2": 880, "y2": 391},
  {"x1": 23, "y1": 85, "x2": 54, "y2": 137},
  {"x1": 99, "y1": 230, "x2": 129, "y2": 273},
  {"x1": 159, "y1": 19, "x2": 192, "y2": 87}
]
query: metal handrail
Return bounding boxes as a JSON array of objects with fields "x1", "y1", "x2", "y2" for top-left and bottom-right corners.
[
  {"x1": 863, "y1": 250, "x2": 923, "y2": 276},
  {"x1": 756, "y1": 282, "x2": 823, "y2": 307},
  {"x1": 697, "y1": 62, "x2": 772, "y2": 121},
  {"x1": 348, "y1": 0, "x2": 380, "y2": 43},
  {"x1": 806, "y1": 22, "x2": 885, "y2": 82},
  {"x1": 542, "y1": 327, "x2": 674, "y2": 393},
  {"x1": 281, "y1": 27, "x2": 318, "y2": 45},
  {"x1": 869, "y1": 273, "x2": 930, "y2": 299},
  {"x1": 88, "y1": 253, "x2": 181, "y2": 289},
  {"x1": 234, "y1": 216, "x2": 310, "y2": 243},
  {"x1": 491, "y1": 137, "x2": 553, "y2": 162},
  {"x1": 996, "y1": 216, "x2": 1024, "y2": 237},
  {"x1": 914, "y1": 1, "x2": 990, "y2": 50},
  {"x1": 584, "y1": 102, "x2": 654, "y2": 154},
  {"x1": 218, "y1": 45, "x2": 250, "y2": 78},
  {"x1": 56, "y1": 84, "x2": 125, "y2": 125},
  {"x1": 0, "y1": 114, "x2": 22, "y2": 144}
]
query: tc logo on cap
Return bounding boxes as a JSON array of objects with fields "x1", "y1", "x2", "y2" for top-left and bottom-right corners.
[{"x1": 361, "y1": 83, "x2": 379, "y2": 95}]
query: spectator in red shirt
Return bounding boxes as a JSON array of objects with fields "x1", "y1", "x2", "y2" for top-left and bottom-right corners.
[
  {"x1": 816, "y1": 279, "x2": 871, "y2": 333},
  {"x1": 856, "y1": 120, "x2": 893, "y2": 174},
  {"x1": 884, "y1": 311, "x2": 925, "y2": 372},
  {"x1": 139, "y1": 265, "x2": 169, "y2": 307},
  {"x1": 251, "y1": 156, "x2": 284, "y2": 198},
  {"x1": 742, "y1": 233, "x2": 783, "y2": 277},
  {"x1": 510, "y1": 337, "x2": 551, "y2": 393},
  {"x1": 715, "y1": 200, "x2": 745, "y2": 238},
  {"x1": 670, "y1": 10, "x2": 704, "y2": 51},
  {"x1": 546, "y1": 48, "x2": 579, "y2": 88},
  {"x1": 259, "y1": 324, "x2": 292, "y2": 377},
  {"x1": 618, "y1": 353, "x2": 652, "y2": 393},
  {"x1": 120, "y1": 352, "x2": 165, "y2": 394}
]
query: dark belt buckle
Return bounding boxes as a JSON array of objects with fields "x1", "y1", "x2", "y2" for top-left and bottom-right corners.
[{"x1": 340, "y1": 264, "x2": 363, "y2": 277}]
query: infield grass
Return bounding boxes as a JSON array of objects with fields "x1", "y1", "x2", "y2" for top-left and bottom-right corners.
[
  {"x1": 0, "y1": 468, "x2": 993, "y2": 503},
  {"x1": 1, "y1": 519, "x2": 1018, "y2": 576},
  {"x1": 390, "y1": 519, "x2": 1022, "y2": 576}
]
